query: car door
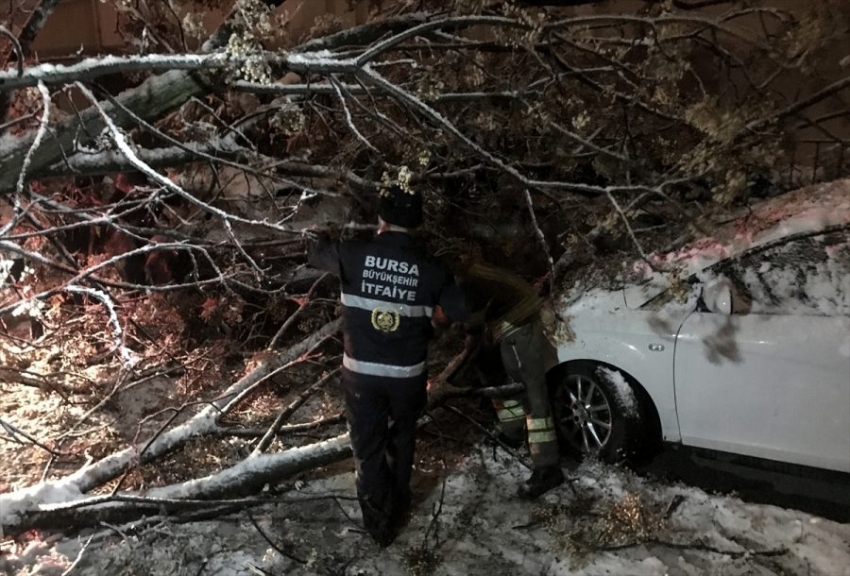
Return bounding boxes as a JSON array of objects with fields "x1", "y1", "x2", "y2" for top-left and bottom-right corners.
[{"x1": 673, "y1": 231, "x2": 850, "y2": 473}]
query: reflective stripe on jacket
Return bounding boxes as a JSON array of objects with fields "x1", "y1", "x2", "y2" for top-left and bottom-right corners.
[{"x1": 309, "y1": 231, "x2": 466, "y2": 379}]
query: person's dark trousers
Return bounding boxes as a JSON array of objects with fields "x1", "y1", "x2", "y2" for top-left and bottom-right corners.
[
  {"x1": 499, "y1": 318, "x2": 560, "y2": 468},
  {"x1": 342, "y1": 368, "x2": 427, "y2": 545}
]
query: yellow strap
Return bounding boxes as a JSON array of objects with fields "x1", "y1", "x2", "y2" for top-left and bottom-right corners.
[
  {"x1": 526, "y1": 417, "x2": 555, "y2": 431},
  {"x1": 528, "y1": 430, "x2": 558, "y2": 444},
  {"x1": 497, "y1": 407, "x2": 526, "y2": 422}
]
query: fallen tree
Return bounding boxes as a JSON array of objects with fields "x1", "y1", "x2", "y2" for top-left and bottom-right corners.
[
  {"x1": 0, "y1": 324, "x2": 521, "y2": 536},
  {"x1": 0, "y1": 0, "x2": 849, "y2": 544}
]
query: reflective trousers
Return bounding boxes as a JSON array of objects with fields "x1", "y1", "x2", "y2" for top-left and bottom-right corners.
[
  {"x1": 492, "y1": 318, "x2": 560, "y2": 468},
  {"x1": 342, "y1": 368, "x2": 427, "y2": 534}
]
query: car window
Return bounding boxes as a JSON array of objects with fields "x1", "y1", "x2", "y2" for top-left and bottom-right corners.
[{"x1": 715, "y1": 230, "x2": 850, "y2": 317}]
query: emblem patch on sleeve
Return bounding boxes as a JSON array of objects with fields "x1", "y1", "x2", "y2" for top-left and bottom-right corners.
[{"x1": 371, "y1": 307, "x2": 401, "y2": 332}]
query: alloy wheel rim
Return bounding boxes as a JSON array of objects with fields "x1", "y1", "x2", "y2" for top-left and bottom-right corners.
[{"x1": 557, "y1": 374, "x2": 613, "y2": 453}]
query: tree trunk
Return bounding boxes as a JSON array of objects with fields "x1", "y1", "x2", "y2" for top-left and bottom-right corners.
[{"x1": 0, "y1": 69, "x2": 212, "y2": 193}]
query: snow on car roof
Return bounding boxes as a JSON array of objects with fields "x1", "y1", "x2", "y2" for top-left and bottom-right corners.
[
  {"x1": 634, "y1": 178, "x2": 850, "y2": 280},
  {"x1": 559, "y1": 178, "x2": 850, "y2": 313}
]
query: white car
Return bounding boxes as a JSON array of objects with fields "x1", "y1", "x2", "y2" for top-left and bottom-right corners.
[{"x1": 548, "y1": 179, "x2": 850, "y2": 474}]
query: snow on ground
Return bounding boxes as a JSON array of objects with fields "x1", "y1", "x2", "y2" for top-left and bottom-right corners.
[{"x1": 2, "y1": 446, "x2": 848, "y2": 576}]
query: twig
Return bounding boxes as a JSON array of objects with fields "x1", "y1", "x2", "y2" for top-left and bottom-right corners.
[
  {"x1": 439, "y1": 405, "x2": 532, "y2": 470},
  {"x1": 603, "y1": 188, "x2": 651, "y2": 264},
  {"x1": 245, "y1": 510, "x2": 308, "y2": 564},
  {"x1": 594, "y1": 537, "x2": 789, "y2": 559},
  {"x1": 742, "y1": 75, "x2": 850, "y2": 138},
  {"x1": 60, "y1": 535, "x2": 94, "y2": 576},
  {"x1": 219, "y1": 355, "x2": 312, "y2": 416},
  {"x1": 330, "y1": 75, "x2": 380, "y2": 153},
  {"x1": 421, "y1": 474, "x2": 447, "y2": 550},
  {"x1": 2, "y1": 80, "x2": 50, "y2": 238},
  {"x1": 16, "y1": 81, "x2": 51, "y2": 187},
  {"x1": 0, "y1": 25, "x2": 24, "y2": 78},
  {"x1": 524, "y1": 189, "x2": 555, "y2": 294},
  {"x1": 55, "y1": 369, "x2": 132, "y2": 441},
  {"x1": 0, "y1": 366, "x2": 74, "y2": 402},
  {"x1": 267, "y1": 273, "x2": 328, "y2": 350},
  {"x1": 331, "y1": 495, "x2": 364, "y2": 530},
  {"x1": 31, "y1": 494, "x2": 282, "y2": 514},
  {"x1": 98, "y1": 521, "x2": 131, "y2": 542},
  {"x1": 217, "y1": 413, "x2": 345, "y2": 438},
  {"x1": 246, "y1": 564, "x2": 275, "y2": 576},
  {"x1": 65, "y1": 285, "x2": 135, "y2": 367},
  {"x1": 0, "y1": 416, "x2": 69, "y2": 456},
  {"x1": 251, "y1": 367, "x2": 340, "y2": 456}
]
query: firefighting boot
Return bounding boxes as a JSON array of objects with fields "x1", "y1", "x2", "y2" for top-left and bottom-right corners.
[
  {"x1": 516, "y1": 466, "x2": 565, "y2": 500},
  {"x1": 360, "y1": 496, "x2": 395, "y2": 547},
  {"x1": 390, "y1": 491, "x2": 412, "y2": 532}
]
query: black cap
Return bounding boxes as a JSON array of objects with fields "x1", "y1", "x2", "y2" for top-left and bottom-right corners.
[{"x1": 379, "y1": 185, "x2": 423, "y2": 228}]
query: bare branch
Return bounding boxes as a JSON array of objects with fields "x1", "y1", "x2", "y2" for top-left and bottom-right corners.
[
  {"x1": 1, "y1": 80, "x2": 50, "y2": 241},
  {"x1": 742, "y1": 75, "x2": 850, "y2": 138},
  {"x1": 0, "y1": 416, "x2": 69, "y2": 456},
  {"x1": 250, "y1": 367, "x2": 340, "y2": 456},
  {"x1": 524, "y1": 189, "x2": 556, "y2": 294},
  {"x1": 330, "y1": 76, "x2": 380, "y2": 154},
  {"x1": 0, "y1": 69, "x2": 211, "y2": 194},
  {"x1": 38, "y1": 141, "x2": 252, "y2": 179},
  {"x1": 604, "y1": 188, "x2": 650, "y2": 263},
  {"x1": 0, "y1": 53, "x2": 280, "y2": 92},
  {"x1": 359, "y1": 64, "x2": 611, "y2": 197},
  {"x1": 295, "y1": 12, "x2": 431, "y2": 54},
  {"x1": 65, "y1": 285, "x2": 135, "y2": 367},
  {"x1": 355, "y1": 15, "x2": 526, "y2": 66},
  {"x1": 0, "y1": 25, "x2": 24, "y2": 78},
  {"x1": 73, "y1": 82, "x2": 305, "y2": 235},
  {"x1": 13, "y1": 0, "x2": 62, "y2": 56},
  {"x1": 268, "y1": 273, "x2": 329, "y2": 350}
]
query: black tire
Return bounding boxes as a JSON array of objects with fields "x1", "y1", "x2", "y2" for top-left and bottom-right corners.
[{"x1": 549, "y1": 361, "x2": 645, "y2": 463}]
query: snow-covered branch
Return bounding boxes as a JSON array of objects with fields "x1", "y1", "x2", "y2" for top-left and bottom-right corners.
[
  {"x1": 0, "y1": 25, "x2": 24, "y2": 79},
  {"x1": 0, "y1": 318, "x2": 341, "y2": 533},
  {"x1": 0, "y1": 52, "x2": 362, "y2": 92},
  {"x1": 0, "y1": 69, "x2": 209, "y2": 193},
  {"x1": 73, "y1": 83, "x2": 304, "y2": 236},
  {"x1": 359, "y1": 65, "x2": 610, "y2": 197},
  {"x1": 64, "y1": 286, "x2": 136, "y2": 367},
  {"x1": 39, "y1": 141, "x2": 251, "y2": 179}
]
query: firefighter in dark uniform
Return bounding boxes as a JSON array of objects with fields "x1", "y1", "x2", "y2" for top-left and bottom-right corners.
[
  {"x1": 461, "y1": 260, "x2": 565, "y2": 499},
  {"x1": 307, "y1": 185, "x2": 466, "y2": 546}
]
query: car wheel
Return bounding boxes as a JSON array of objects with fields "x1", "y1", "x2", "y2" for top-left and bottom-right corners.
[{"x1": 550, "y1": 361, "x2": 644, "y2": 463}]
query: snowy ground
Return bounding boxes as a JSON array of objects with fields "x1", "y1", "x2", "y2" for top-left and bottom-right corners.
[{"x1": 2, "y1": 445, "x2": 849, "y2": 576}]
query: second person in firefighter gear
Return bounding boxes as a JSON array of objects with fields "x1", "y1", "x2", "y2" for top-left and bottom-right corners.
[
  {"x1": 307, "y1": 185, "x2": 466, "y2": 546},
  {"x1": 461, "y1": 261, "x2": 565, "y2": 500}
]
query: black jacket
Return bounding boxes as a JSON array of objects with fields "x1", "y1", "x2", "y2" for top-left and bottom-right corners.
[{"x1": 309, "y1": 231, "x2": 466, "y2": 380}]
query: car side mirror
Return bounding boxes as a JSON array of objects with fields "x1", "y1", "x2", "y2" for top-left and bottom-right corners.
[{"x1": 702, "y1": 279, "x2": 733, "y2": 315}]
